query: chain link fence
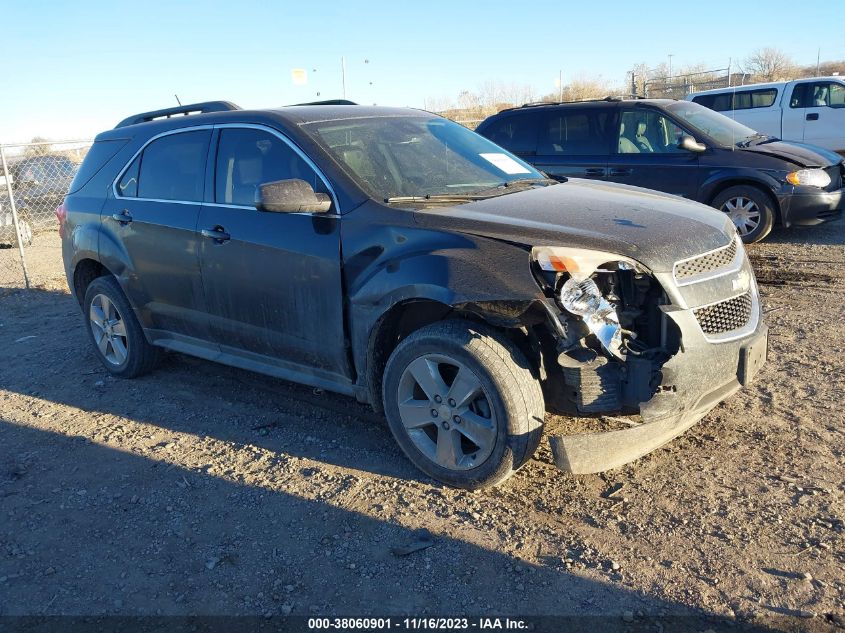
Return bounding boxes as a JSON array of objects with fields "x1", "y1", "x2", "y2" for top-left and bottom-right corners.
[
  {"x1": 0, "y1": 140, "x2": 92, "y2": 292},
  {"x1": 642, "y1": 68, "x2": 731, "y2": 100}
]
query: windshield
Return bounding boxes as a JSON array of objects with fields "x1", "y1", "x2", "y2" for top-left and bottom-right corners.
[
  {"x1": 665, "y1": 101, "x2": 760, "y2": 147},
  {"x1": 302, "y1": 116, "x2": 545, "y2": 201}
]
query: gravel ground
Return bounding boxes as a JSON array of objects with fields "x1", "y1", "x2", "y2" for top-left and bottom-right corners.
[{"x1": 0, "y1": 226, "x2": 843, "y2": 631}]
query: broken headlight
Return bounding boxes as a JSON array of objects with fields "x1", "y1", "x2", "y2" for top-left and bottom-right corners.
[{"x1": 532, "y1": 246, "x2": 646, "y2": 360}]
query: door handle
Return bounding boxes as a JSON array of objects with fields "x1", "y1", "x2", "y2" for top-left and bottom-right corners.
[
  {"x1": 609, "y1": 168, "x2": 633, "y2": 176},
  {"x1": 806, "y1": 113, "x2": 819, "y2": 121},
  {"x1": 584, "y1": 168, "x2": 606, "y2": 177},
  {"x1": 201, "y1": 226, "x2": 231, "y2": 243},
  {"x1": 111, "y1": 210, "x2": 133, "y2": 225}
]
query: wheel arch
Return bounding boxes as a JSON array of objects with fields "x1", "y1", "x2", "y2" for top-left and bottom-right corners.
[
  {"x1": 72, "y1": 258, "x2": 115, "y2": 306},
  {"x1": 704, "y1": 176, "x2": 782, "y2": 224},
  {"x1": 362, "y1": 296, "x2": 552, "y2": 411}
]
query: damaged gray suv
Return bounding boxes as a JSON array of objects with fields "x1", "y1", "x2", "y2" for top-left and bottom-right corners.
[{"x1": 60, "y1": 100, "x2": 768, "y2": 489}]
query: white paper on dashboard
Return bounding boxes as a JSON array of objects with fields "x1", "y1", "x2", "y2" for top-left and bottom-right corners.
[{"x1": 478, "y1": 153, "x2": 531, "y2": 175}]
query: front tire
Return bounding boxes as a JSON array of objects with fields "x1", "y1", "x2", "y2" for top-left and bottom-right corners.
[
  {"x1": 712, "y1": 185, "x2": 775, "y2": 244},
  {"x1": 83, "y1": 276, "x2": 160, "y2": 378},
  {"x1": 382, "y1": 320, "x2": 544, "y2": 489}
]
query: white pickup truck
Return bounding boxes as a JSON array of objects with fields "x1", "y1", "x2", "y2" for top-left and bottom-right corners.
[{"x1": 687, "y1": 77, "x2": 845, "y2": 156}]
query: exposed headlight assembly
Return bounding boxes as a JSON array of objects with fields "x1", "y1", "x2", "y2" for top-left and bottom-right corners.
[
  {"x1": 785, "y1": 169, "x2": 831, "y2": 188},
  {"x1": 532, "y1": 247, "x2": 645, "y2": 359}
]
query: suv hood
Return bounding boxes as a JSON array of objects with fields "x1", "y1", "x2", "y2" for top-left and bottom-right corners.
[
  {"x1": 413, "y1": 179, "x2": 735, "y2": 273},
  {"x1": 741, "y1": 138, "x2": 843, "y2": 167}
]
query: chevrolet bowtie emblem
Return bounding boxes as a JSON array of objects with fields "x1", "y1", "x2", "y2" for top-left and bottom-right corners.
[{"x1": 732, "y1": 270, "x2": 750, "y2": 293}]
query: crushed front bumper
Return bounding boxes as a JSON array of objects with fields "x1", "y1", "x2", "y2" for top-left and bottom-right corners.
[
  {"x1": 779, "y1": 186, "x2": 845, "y2": 227},
  {"x1": 549, "y1": 267, "x2": 768, "y2": 474},
  {"x1": 549, "y1": 324, "x2": 768, "y2": 474}
]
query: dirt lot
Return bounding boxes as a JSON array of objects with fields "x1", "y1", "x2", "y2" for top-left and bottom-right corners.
[{"x1": 0, "y1": 226, "x2": 843, "y2": 631}]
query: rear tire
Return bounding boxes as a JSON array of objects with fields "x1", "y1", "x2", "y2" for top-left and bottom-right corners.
[
  {"x1": 83, "y1": 276, "x2": 160, "y2": 378},
  {"x1": 712, "y1": 185, "x2": 775, "y2": 244},
  {"x1": 382, "y1": 319, "x2": 544, "y2": 489}
]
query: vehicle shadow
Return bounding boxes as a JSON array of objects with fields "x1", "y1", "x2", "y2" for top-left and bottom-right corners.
[
  {"x1": 0, "y1": 288, "x2": 810, "y2": 629},
  {"x1": 0, "y1": 419, "x2": 771, "y2": 631}
]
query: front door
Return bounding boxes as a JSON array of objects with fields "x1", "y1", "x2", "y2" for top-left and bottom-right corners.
[
  {"x1": 791, "y1": 81, "x2": 845, "y2": 153},
  {"x1": 103, "y1": 129, "x2": 212, "y2": 340},
  {"x1": 197, "y1": 126, "x2": 350, "y2": 380},
  {"x1": 606, "y1": 108, "x2": 700, "y2": 198}
]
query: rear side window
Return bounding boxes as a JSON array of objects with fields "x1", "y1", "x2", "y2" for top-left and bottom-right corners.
[
  {"x1": 68, "y1": 140, "x2": 128, "y2": 194},
  {"x1": 117, "y1": 130, "x2": 211, "y2": 201},
  {"x1": 214, "y1": 128, "x2": 325, "y2": 206},
  {"x1": 732, "y1": 89, "x2": 778, "y2": 110},
  {"x1": 694, "y1": 90, "x2": 776, "y2": 111},
  {"x1": 482, "y1": 116, "x2": 538, "y2": 154},
  {"x1": 538, "y1": 109, "x2": 610, "y2": 155}
]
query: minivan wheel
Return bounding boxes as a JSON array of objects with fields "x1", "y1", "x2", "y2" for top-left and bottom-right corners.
[
  {"x1": 712, "y1": 185, "x2": 775, "y2": 244},
  {"x1": 382, "y1": 320, "x2": 544, "y2": 489},
  {"x1": 83, "y1": 276, "x2": 160, "y2": 378}
]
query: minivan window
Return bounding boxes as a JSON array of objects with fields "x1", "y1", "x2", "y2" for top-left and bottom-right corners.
[
  {"x1": 214, "y1": 128, "x2": 326, "y2": 206},
  {"x1": 483, "y1": 116, "x2": 538, "y2": 154},
  {"x1": 135, "y1": 130, "x2": 211, "y2": 202},
  {"x1": 538, "y1": 110, "x2": 610, "y2": 155},
  {"x1": 617, "y1": 110, "x2": 687, "y2": 154},
  {"x1": 664, "y1": 101, "x2": 758, "y2": 147}
]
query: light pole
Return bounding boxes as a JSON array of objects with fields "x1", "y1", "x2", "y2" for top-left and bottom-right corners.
[{"x1": 668, "y1": 54, "x2": 674, "y2": 81}]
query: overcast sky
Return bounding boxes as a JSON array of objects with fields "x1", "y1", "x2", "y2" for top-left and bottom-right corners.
[{"x1": 0, "y1": 0, "x2": 836, "y2": 143}]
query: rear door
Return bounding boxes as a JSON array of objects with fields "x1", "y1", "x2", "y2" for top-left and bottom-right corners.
[
  {"x1": 197, "y1": 125, "x2": 350, "y2": 379},
  {"x1": 606, "y1": 108, "x2": 700, "y2": 198},
  {"x1": 532, "y1": 107, "x2": 612, "y2": 181},
  {"x1": 103, "y1": 128, "x2": 211, "y2": 341}
]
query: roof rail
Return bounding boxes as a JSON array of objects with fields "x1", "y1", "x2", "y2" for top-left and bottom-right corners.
[
  {"x1": 114, "y1": 101, "x2": 241, "y2": 129},
  {"x1": 498, "y1": 95, "x2": 648, "y2": 113},
  {"x1": 291, "y1": 99, "x2": 358, "y2": 106}
]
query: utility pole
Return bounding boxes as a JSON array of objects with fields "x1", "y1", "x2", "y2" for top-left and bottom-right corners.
[
  {"x1": 558, "y1": 69, "x2": 563, "y2": 102},
  {"x1": 668, "y1": 54, "x2": 674, "y2": 81}
]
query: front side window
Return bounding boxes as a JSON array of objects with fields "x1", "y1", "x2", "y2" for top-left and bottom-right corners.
[
  {"x1": 302, "y1": 116, "x2": 544, "y2": 201},
  {"x1": 617, "y1": 110, "x2": 687, "y2": 154},
  {"x1": 214, "y1": 128, "x2": 325, "y2": 206},
  {"x1": 790, "y1": 82, "x2": 845, "y2": 108},
  {"x1": 132, "y1": 130, "x2": 211, "y2": 201},
  {"x1": 538, "y1": 110, "x2": 610, "y2": 155},
  {"x1": 664, "y1": 101, "x2": 758, "y2": 147}
]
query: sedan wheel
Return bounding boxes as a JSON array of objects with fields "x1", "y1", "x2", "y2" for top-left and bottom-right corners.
[{"x1": 89, "y1": 293, "x2": 129, "y2": 366}]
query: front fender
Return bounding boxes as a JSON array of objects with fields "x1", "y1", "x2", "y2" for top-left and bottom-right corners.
[
  {"x1": 698, "y1": 168, "x2": 782, "y2": 205},
  {"x1": 342, "y1": 203, "x2": 547, "y2": 402}
]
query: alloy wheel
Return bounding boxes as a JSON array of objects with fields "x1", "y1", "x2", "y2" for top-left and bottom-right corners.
[
  {"x1": 396, "y1": 354, "x2": 497, "y2": 471},
  {"x1": 89, "y1": 293, "x2": 129, "y2": 366},
  {"x1": 721, "y1": 196, "x2": 761, "y2": 236}
]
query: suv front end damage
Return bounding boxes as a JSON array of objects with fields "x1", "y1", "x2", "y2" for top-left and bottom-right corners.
[{"x1": 534, "y1": 235, "x2": 768, "y2": 474}]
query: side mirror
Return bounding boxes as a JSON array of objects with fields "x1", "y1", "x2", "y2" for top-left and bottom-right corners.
[
  {"x1": 255, "y1": 179, "x2": 332, "y2": 213},
  {"x1": 679, "y1": 135, "x2": 707, "y2": 153}
]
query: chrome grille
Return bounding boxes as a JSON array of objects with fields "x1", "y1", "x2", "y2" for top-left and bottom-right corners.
[
  {"x1": 693, "y1": 291, "x2": 753, "y2": 335},
  {"x1": 674, "y1": 240, "x2": 737, "y2": 281}
]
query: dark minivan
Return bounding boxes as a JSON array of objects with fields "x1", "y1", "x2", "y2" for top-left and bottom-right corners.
[{"x1": 477, "y1": 98, "x2": 845, "y2": 243}]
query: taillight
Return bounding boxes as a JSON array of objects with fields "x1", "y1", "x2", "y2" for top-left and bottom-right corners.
[{"x1": 56, "y1": 201, "x2": 68, "y2": 238}]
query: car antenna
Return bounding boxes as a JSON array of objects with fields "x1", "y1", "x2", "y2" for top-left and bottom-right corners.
[{"x1": 174, "y1": 94, "x2": 182, "y2": 106}]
